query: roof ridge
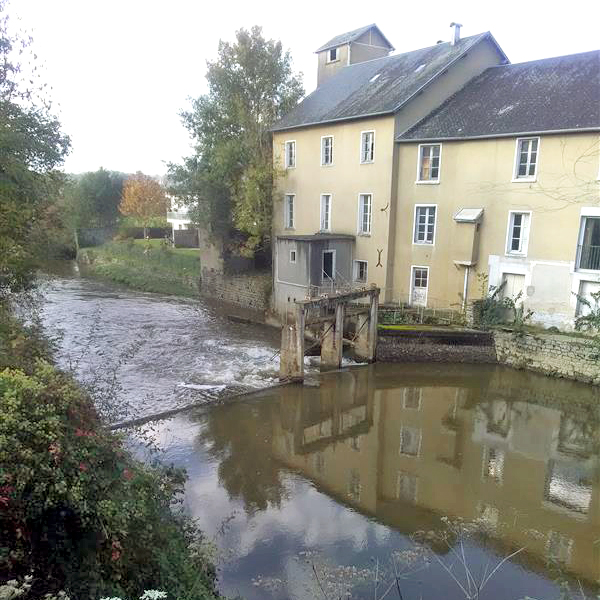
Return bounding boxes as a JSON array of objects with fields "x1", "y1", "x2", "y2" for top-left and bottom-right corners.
[
  {"x1": 335, "y1": 31, "x2": 490, "y2": 70},
  {"x1": 484, "y1": 48, "x2": 600, "y2": 70}
]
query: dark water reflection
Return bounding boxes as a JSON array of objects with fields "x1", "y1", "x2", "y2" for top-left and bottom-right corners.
[{"x1": 154, "y1": 364, "x2": 600, "y2": 600}]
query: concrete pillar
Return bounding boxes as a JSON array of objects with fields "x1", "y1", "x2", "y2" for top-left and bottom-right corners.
[
  {"x1": 355, "y1": 292, "x2": 379, "y2": 362},
  {"x1": 321, "y1": 302, "x2": 344, "y2": 368},
  {"x1": 279, "y1": 305, "x2": 305, "y2": 381}
]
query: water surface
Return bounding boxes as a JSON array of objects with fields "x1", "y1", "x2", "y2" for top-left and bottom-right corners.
[{"x1": 40, "y1": 268, "x2": 600, "y2": 599}]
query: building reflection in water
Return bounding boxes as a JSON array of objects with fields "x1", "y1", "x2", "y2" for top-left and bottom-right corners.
[{"x1": 256, "y1": 365, "x2": 600, "y2": 587}]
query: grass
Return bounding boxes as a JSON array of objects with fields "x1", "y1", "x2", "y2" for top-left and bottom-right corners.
[{"x1": 78, "y1": 240, "x2": 201, "y2": 297}]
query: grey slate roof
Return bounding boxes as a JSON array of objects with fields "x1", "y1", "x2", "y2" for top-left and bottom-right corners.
[
  {"x1": 315, "y1": 24, "x2": 394, "y2": 53},
  {"x1": 397, "y1": 50, "x2": 600, "y2": 141},
  {"x1": 273, "y1": 33, "x2": 505, "y2": 132}
]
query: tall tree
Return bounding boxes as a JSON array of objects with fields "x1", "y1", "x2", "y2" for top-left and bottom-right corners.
[
  {"x1": 0, "y1": 0, "x2": 70, "y2": 301},
  {"x1": 119, "y1": 172, "x2": 166, "y2": 237},
  {"x1": 169, "y1": 26, "x2": 303, "y2": 258},
  {"x1": 63, "y1": 168, "x2": 126, "y2": 230}
]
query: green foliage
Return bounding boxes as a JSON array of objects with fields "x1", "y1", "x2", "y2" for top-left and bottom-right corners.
[
  {"x1": 0, "y1": 361, "x2": 220, "y2": 599},
  {"x1": 79, "y1": 241, "x2": 200, "y2": 297},
  {"x1": 574, "y1": 290, "x2": 600, "y2": 332},
  {"x1": 169, "y1": 26, "x2": 303, "y2": 256},
  {"x1": 473, "y1": 272, "x2": 534, "y2": 331},
  {"x1": 63, "y1": 169, "x2": 126, "y2": 230},
  {"x1": 0, "y1": 0, "x2": 70, "y2": 300}
]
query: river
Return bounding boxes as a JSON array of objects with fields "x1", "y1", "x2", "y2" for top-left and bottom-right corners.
[{"x1": 40, "y1": 266, "x2": 600, "y2": 600}]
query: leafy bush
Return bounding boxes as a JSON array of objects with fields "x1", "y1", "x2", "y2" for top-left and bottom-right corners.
[{"x1": 0, "y1": 362, "x2": 220, "y2": 600}]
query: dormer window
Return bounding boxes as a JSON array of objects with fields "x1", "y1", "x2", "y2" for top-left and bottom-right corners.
[{"x1": 327, "y1": 47, "x2": 338, "y2": 63}]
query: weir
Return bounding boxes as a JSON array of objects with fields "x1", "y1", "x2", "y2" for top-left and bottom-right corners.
[{"x1": 279, "y1": 286, "x2": 380, "y2": 381}]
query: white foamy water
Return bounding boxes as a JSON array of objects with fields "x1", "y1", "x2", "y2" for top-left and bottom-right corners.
[{"x1": 40, "y1": 273, "x2": 281, "y2": 420}]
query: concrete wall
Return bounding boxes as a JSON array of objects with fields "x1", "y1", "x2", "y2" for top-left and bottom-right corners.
[
  {"x1": 494, "y1": 330, "x2": 600, "y2": 385},
  {"x1": 393, "y1": 132, "x2": 600, "y2": 327},
  {"x1": 200, "y1": 268, "x2": 271, "y2": 315}
]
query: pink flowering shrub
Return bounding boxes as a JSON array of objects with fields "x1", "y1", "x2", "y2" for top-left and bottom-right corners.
[{"x1": 0, "y1": 362, "x2": 219, "y2": 599}]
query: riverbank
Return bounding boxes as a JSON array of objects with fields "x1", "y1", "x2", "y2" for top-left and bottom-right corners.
[
  {"x1": 0, "y1": 307, "x2": 221, "y2": 599},
  {"x1": 77, "y1": 239, "x2": 201, "y2": 296}
]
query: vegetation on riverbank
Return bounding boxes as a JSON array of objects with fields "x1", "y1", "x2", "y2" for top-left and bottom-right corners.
[
  {"x1": 78, "y1": 240, "x2": 201, "y2": 297},
  {"x1": 0, "y1": 310, "x2": 221, "y2": 600}
]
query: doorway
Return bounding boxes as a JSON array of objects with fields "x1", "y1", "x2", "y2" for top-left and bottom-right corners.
[{"x1": 322, "y1": 250, "x2": 336, "y2": 282}]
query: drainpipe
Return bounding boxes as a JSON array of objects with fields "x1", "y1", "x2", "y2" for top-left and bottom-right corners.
[{"x1": 462, "y1": 265, "x2": 470, "y2": 312}]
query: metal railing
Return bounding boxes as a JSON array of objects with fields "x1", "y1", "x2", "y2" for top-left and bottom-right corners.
[
  {"x1": 167, "y1": 211, "x2": 190, "y2": 220},
  {"x1": 577, "y1": 244, "x2": 600, "y2": 271}
]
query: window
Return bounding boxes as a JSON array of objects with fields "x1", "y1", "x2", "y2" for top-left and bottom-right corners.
[
  {"x1": 284, "y1": 194, "x2": 295, "y2": 229},
  {"x1": 358, "y1": 193, "x2": 372, "y2": 234},
  {"x1": 354, "y1": 260, "x2": 368, "y2": 283},
  {"x1": 506, "y1": 211, "x2": 530, "y2": 255},
  {"x1": 320, "y1": 194, "x2": 331, "y2": 231},
  {"x1": 360, "y1": 131, "x2": 375, "y2": 163},
  {"x1": 284, "y1": 140, "x2": 296, "y2": 168},
  {"x1": 413, "y1": 205, "x2": 436, "y2": 244},
  {"x1": 321, "y1": 136, "x2": 333, "y2": 166},
  {"x1": 577, "y1": 216, "x2": 600, "y2": 270},
  {"x1": 327, "y1": 47, "x2": 338, "y2": 63},
  {"x1": 396, "y1": 471, "x2": 418, "y2": 503},
  {"x1": 482, "y1": 446, "x2": 505, "y2": 484},
  {"x1": 399, "y1": 426, "x2": 421, "y2": 456},
  {"x1": 513, "y1": 137, "x2": 539, "y2": 180},
  {"x1": 403, "y1": 388, "x2": 422, "y2": 410},
  {"x1": 417, "y1": 144, "x2": 441, "y2": 182},
  {"x1": 289, "y1": 249, "x2": 296, "y2": 264}
]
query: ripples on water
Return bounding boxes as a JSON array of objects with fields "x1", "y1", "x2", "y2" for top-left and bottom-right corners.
[{"x1": 40, "y1": 273, "x2": 284, "y2": 418}]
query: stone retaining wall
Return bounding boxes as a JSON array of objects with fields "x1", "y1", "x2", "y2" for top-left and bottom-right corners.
[
  {"x1": 377, "y1": 329, "x2": 496, "y2": 364},
  {"x1": 376, "y1": 327, "x2": 599, "y2": 385},
  {"x1": 200, "y1": 268, "x2": 271, "y2": 315},
  {"x1": 493, "y1": 330, "x2": 600, "y2": 385}
]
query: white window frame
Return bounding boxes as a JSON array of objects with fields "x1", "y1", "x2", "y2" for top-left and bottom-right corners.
[
  {"x1": 416, "y1": 143, "x2": 442, "y2": 184},
  {"x1": 353, "y1": 259, "x2": 368, "y2": 283},
  {"x1": 512, "y1": 137, "x2": 540, "y2": 182},
  {"x1": 322, "y1": 249, "x2": 336, "y2": 282},
  {"x1": 576, "y1": 211, "x2": 600, "y2": 271},
  {"x1": 360, "y1": 130, "x2": 375, "y2": 164},
  {"x1": 289, "y1": 249, "x2": 297, "y2": 264},
  {"x1": 412, "y1": 204, "x2": 437, "y2": 245},
  {"x1": 409, "y1": 265, "x2": 429, "y2": 307},
  {"x1": 284, "y1": 140, "x2": 296, "y2": 169},
  {"x1": 320, "y1": 193, "x2": 332, "y2": 232},
  {"x1": 505, "y1": 210, "x2": 531, "y2": 256},
  {"x1": 320, "y1": 135, "x2": 334, "y2": 166},
  {"x1": 327, "y1": 47, "x2": 339, "y2": 63},
  {"x1": 357, "y1": 193, "x2": 372, "y2": 235},
  {"x1": 284, "y1": 193, "x2": 295, "y2": 229}
]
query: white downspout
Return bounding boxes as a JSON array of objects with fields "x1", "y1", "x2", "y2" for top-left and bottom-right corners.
[{"x1": 462, "y1": 265, "x2": 470, "y2": 312}]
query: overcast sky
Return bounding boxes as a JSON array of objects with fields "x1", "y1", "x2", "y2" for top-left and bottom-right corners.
[{"x1": 13, "y1": 0, "x2": 600, "y2": 176}]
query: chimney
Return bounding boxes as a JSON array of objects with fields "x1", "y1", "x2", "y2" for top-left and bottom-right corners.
[{"x1": 450, "y1": 22, "x2": 463, "y2": 46}]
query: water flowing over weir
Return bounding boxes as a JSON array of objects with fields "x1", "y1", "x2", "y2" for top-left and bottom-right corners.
[
  {"x1": 39, "y1": 267, "x2": 600, "y2": 600},
  {"x1": 40, "y1": 272, "x2": 283, "y2": 419}
]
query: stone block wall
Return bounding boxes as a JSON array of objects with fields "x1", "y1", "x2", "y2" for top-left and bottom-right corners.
[
  {"x1": 377, "y1": 330, "x2": 496, "y2": 364},
  {"x1": 200, "y1": 268, "x2": 272, "y2": 315},
  {"x1": 493, "y1": 330, "x2": 600, "y2": 385}
]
